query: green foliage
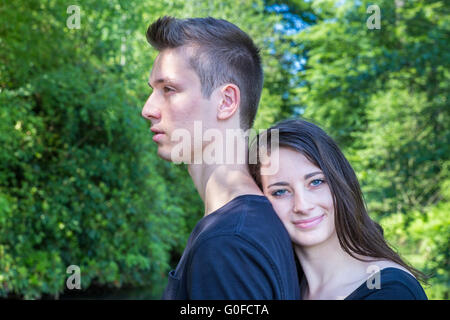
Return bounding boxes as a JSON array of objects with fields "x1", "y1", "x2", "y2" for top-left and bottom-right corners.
[
  {"x1": 0, "y1": 0, "x2": 190, "y2": 299},
  {"x1": 380, "y1": 188, "x2": 450, "y2": 299}
]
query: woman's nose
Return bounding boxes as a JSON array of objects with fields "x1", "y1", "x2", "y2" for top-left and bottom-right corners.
[{"x1": 293, "y1": 191, "x2": 314, "y2": 214}]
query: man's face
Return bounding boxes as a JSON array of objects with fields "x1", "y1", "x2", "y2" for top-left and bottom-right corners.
[{"x1": 142, "y1": 47, "x2": 218, "y2": 162}]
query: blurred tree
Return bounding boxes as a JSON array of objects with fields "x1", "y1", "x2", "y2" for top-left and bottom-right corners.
[{"x1": 0, "y1": 0, "x2": 188, "y2": 298}]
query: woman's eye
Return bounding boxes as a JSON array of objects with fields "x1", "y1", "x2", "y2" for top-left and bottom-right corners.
[
  {"x1": 271, "y1": 189, "x2": 288, "y2": 197},
  {"x1": 310, "y1": 179, "x2": 324, "y2": 187}
]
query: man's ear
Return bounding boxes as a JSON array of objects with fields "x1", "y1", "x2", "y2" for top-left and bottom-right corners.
[{"x1": 217, "y1": 84, "x2": 240, "y2": 121}]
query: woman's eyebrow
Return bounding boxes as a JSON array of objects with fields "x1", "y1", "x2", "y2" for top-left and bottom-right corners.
[
  {"x1": 304, "y1": 171, "x2": 322, "y2": 180},
  {"x1": 267, "y1": 181, "x2": 289, "y2": 188},
  {"x1": 267, "y1": 172, "x2": 323, "y2": 188}
]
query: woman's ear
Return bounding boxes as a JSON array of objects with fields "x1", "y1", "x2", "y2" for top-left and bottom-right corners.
[{"x1": 217, "y1": 84, "x2": 240, "y2": 121}]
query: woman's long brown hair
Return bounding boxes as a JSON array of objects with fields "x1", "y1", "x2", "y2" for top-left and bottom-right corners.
[{"x1": 249, "y1": 118, "x2": 428, "y2": 284}]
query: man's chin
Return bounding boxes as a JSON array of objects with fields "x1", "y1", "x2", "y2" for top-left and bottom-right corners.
[
  {"x1": 157, "y1": 147, "x2": 195, "y2": 164},
  {"x1": 156, "y1": 147, "x2": 173, "y2": 162}
]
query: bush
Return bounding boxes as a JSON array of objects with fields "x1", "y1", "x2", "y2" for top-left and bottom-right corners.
[
  {"x1": 380, "y1": 193, "x2": 450, "y2": 299},
  {"x1": 0, "y1": 63, "x2": 190, "y2": 298}
]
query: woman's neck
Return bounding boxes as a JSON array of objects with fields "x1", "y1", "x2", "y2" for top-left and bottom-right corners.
[{"x1": 295, "y1": 232, "x2": 369, "y2": 300}]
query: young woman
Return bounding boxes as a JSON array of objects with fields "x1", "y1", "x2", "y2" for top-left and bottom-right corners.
[{"x1": 249, "y1": 119, "x2": 428, "y2": 300}]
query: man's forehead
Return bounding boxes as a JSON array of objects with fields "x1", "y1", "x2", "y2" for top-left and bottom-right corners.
[{"x1": 149, "y1": 48, "x2": 195, "y2": 83}]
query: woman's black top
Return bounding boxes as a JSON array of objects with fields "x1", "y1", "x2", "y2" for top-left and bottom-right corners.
[{"x1": 345, "y1": 267, "x2": 428, "y2": 300}]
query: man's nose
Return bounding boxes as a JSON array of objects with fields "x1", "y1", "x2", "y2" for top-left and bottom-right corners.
[{"x1": 141, "y1": 93, "x2": 161, "y2": 120}]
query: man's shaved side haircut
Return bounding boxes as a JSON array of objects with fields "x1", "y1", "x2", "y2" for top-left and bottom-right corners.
[{"x1": 146, "y1": 16, "x2": 263, "y2": 131}]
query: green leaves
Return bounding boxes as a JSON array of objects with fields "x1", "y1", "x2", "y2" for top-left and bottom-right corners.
[
  {"x1": 0, "y1": 0, "x2": 189, "y2": 299},
  {"x1": 380, "y1": 201, "x2": 450, "y2": 299}
]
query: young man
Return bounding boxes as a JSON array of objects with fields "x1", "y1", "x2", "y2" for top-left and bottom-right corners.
[{"x1": 141, "y1": 16, "x2": 300, "y2": 299}]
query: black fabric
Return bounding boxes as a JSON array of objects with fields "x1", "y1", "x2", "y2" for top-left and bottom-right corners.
[
  {"x1": 345, "y1": 267, "x2": 428, "y2": 300},
  {"x1": 162, "y1": 194, "x2": 301, "y2": 300}
]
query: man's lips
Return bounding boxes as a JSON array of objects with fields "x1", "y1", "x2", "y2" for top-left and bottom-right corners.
[
  {"x1": 150, "y1": 127, "x2": 165, "y2": 142},
  {"x1": 293, "y1": 214, "x2": 325, "y2": 229},
  {"x1": 150, "y1": 127, "x2": 164, "y2": 134}
]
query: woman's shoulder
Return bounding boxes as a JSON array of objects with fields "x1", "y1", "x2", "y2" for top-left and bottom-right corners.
[
  {"x1": 345, "y1": 261, "x2": 428, "y2": 300},
  {"x1": 373, "y1": 260, "x2": 414, "y2": 277},
  {"x1": 378, "y1": 267, "x2": 420, "y2": 287},
  {"x1": 372, "y1": 267, "x2": 427, "y2": 300}
]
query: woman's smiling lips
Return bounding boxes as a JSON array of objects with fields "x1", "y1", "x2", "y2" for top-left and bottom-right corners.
[{"x1": 293, "y1": 214, "x2": 325, "y2": 230}]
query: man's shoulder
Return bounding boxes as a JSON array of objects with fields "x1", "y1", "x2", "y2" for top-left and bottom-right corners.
[
  {"x1": 193, "y1": 194, "x2": 292, "y2": 253},
  {"x1": 201, "y1": 195, "x2": 286, "y2": 234},
  {"x1": 183, "y1": 195, "x2": 300, "y2": 300}
]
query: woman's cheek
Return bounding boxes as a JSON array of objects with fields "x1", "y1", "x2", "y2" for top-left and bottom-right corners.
[{"x1": 271, "y1": 199, "x2": 289, "y2": 221}]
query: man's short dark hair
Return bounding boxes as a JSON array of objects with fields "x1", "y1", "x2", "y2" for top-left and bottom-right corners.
[{"x1": 146, "y1": 16, "x2": 263, "y2": 131}]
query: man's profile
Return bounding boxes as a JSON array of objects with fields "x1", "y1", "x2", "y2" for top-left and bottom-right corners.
[{"x1": 141, "y1": 16, "x2": 300, "y2": 300}]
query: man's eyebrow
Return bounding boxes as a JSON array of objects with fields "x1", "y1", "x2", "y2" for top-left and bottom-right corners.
[{"x1": 148, "y1": 78, "x2": 175, "y2": 88}]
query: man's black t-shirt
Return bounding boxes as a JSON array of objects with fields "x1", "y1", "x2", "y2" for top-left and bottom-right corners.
[{"x1": 162, "y1": 194, "x2": 301, "y2": 300}]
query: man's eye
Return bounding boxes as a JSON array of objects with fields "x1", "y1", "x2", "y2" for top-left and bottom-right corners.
[{"x1": 163, "y1": 86, "x2": 174, "y2": 93}]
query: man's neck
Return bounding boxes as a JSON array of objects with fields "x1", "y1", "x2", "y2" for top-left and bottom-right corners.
[{"x1": 188, "y1": 162, "x2": 263, "y2": 216}]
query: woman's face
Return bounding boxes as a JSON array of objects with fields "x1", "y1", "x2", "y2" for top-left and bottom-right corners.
[{"x1": 260, "y1": 147, "x2": 336, "y2": 248}]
